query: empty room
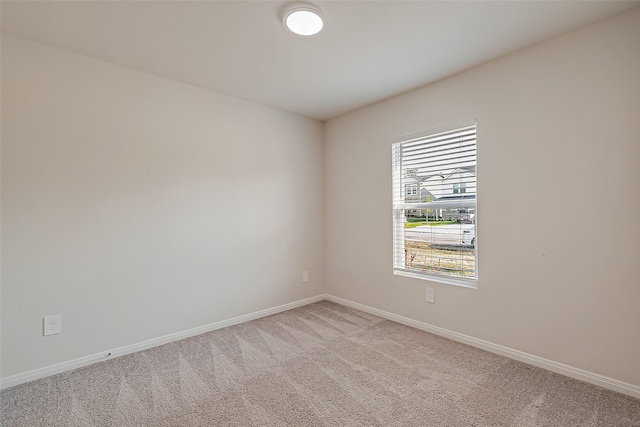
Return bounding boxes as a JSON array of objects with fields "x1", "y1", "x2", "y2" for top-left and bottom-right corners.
[{"x1": 1, "y1": 1, "x2": 639, "y2": 426}]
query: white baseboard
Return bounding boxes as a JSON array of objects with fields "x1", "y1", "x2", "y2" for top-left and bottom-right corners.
[
  {"x1": 324, "y1": 294, "x2": 640, "y2": 400},
  {"x1": 4, "y1": 293, "x2": 639, "y2": 400},
  {"x1": 0, "y1": 295, "x2": 325, "y2": 390}
]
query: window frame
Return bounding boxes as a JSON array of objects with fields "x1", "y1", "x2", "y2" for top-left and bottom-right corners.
[{"x1": 392, "y1": 122, "x2": 478, "y2": 289}]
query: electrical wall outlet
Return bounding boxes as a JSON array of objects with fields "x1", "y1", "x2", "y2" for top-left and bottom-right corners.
[
  {"x1": 426, "y1": 287, "x2": 435, "y2": 304},
  {"x1": 44, "y1": 315, "x2": 62, "y2": 336},
  {"x1": 302, "y1": 270, "x2": 309, "y2": 283}
]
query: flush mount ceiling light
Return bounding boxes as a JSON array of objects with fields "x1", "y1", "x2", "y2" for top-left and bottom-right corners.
[{"x1": 282, "y1": 3, "x2": 324, "y2": 36}]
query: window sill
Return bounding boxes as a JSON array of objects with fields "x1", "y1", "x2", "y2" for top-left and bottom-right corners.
[{"x1": 393, "y1": 269, "x2": 477, "y2": 289}]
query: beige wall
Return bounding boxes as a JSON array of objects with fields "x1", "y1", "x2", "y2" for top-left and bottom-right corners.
[
  {"x1": 325, "y1": 8, "x2": 640, "y2": 387},
  {"x1": 1, "y1": 35, "x2": 324, "y2": 378},
  {"x1": 2, "y1": 7, "x2": 639, "y2": 390}
]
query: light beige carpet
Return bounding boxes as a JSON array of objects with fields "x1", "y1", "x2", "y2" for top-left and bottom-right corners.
[{"x1": 1, "y1": 301, "x2": 639, "y2": 426}]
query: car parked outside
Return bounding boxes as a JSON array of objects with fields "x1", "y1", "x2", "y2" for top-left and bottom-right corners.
[
  {"x1": 443, "y1": 209, "x2": 475, "y2": 223},
  {"x1": 458, "y1": 210, "x2": 475, "y2": 223},
  {"x1": 462, "y1": 226, "x2": 475, "y2": 246}
]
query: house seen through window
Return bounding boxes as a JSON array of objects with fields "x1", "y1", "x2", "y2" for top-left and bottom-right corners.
[{"x1": 392, "y1": 123, "x2": 477, "y2": 286}]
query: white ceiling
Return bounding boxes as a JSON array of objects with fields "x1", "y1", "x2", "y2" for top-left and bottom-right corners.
[{"x1": 2, "y1": 1, "x2": 638, "y2": 121}]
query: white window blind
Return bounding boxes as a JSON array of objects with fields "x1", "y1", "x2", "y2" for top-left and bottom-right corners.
[{"x1": 392, "y1": 123, "x2": 477, "y2": 286}]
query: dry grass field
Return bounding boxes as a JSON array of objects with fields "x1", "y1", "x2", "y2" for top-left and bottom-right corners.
[{"x1": 404, "y1": 240, "x2": 475, "y2": 278}]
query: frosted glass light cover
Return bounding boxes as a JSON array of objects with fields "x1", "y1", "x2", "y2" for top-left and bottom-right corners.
[{"x1": 285, "y1": 9, "x2": 323, "y2": 36}]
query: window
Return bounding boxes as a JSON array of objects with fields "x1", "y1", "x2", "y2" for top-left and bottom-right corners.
[
  {"x1": 453, "y1": 183, "x2": 466, "y2": 194},
  {"x1": 405, "y1": 184, "x2": 418, "y2": 196},
  {"x1": 392, "y1": 123, "x2": 477, "y2": 287}
]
